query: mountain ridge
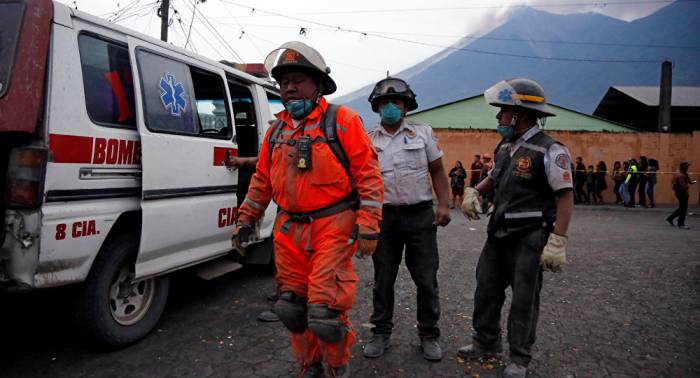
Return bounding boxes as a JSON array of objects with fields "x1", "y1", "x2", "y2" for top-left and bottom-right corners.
[{"x1": 335, "y1": 1, "x2": 700, "y2": 127}]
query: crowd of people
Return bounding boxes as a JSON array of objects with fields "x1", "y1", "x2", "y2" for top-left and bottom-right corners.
[
  {"x1": 450, "y1": 155, "x2": 695, "y2": 230},
  {"x1": 449, "y1": 155, "x2": 657, "y2": 207},
  {"x1": 571, "y1": 156, "x2": 660, "y2": 207}
]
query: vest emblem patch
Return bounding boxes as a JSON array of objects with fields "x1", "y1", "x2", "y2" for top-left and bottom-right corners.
[{"x1": 513, "y1": 156, "x2": 533, "y2": 179}]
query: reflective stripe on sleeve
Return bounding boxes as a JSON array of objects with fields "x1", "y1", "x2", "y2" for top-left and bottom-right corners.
[
  {"x1": 360, "y1": 200, "x2": 383, "y2": 208},
  {"x1": 504, "y1": 211, "x2": 543, "y2": 219},
  {"x1": 243, "y1": 198, "x2": 265, "y2": 210}
]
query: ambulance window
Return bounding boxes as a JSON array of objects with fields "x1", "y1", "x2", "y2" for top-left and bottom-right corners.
[
  {"x1": 191, "y1": 67, "x2": 231, "y2": 138},
  {"x1": 0, "y1": 2, "x2": 24, "y2": 98},
  {"x1": 228, "y1": 80, "x2": 258, "y2": 157},
  {"x1": 266, "y1": 92, "x2": 283, "y2": 117},
  {"x1": 78, "y1": 34, "x2": 136, "y2": 128},
  {"x1": 228, "y1": 81, "x2": 256, "y2": 128},
  {"x1": 136, "y1": 49, "x2": 197, "y2": 135}
]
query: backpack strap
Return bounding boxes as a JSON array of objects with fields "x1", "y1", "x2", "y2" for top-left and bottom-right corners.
[
  {"x1": 322, "y1": 104, "x2": 350, "y2": 171},
  {"x1": 267, "y1": 119, "x2": 285, "y2": 162}
]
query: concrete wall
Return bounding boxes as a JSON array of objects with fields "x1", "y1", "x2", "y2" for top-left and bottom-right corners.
[{"x1": 436, "y1": 129, "x2": 700, "y2": 205}]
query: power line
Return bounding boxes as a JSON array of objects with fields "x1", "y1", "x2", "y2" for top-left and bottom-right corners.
[
  {"x1": 104, "y1": 0, "x2": 140, "y2": 20},
  {"x1": 179, "y1": 0, "x2": 244, "y2": 61},
  {"x1": 175, "y1": 3, "x2": 228, "y2": 60},
  {"x1": 212, "y1": 22, "x2": 699, "y2": 50},
  {"x1": 111, "y1": 1, "x2": 157, "y2": 22},
  {"x1": 244, "y1": 31, "x2": 387, "y2": 74},
  {"x1": 216, "y1": 0, "x2": 265, "y2": 59},
  {"x1": 218, "y1": 0, "x2": 670, "y2": 64},
  {"x1": 216, "y1": 0, "x2": 697, "y2": 18},
  {"x1": 185, "y1": 0, "x2": 196, "y2": 48}
]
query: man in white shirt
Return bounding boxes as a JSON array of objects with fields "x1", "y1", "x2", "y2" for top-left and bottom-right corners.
[{"x1": 363, "y1": 77, "x2": 451, "y2": 361}]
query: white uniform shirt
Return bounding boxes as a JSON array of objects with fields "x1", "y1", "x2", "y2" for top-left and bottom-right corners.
[
  {"x1": 491, "y1": 127, "x2": 573, "y2": 192},
  {"x1": 368, "y1": 120, "x2": 444, "y2": 205}
]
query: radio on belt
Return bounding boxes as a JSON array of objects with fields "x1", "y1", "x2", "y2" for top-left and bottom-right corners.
[{"x1": 296, "y1": 135, "x2": 312, "y2": 169}]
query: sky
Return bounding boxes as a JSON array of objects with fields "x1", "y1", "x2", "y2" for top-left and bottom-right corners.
[{"x1": 58, "y1": 0, "x2": 670, "y2": 99}]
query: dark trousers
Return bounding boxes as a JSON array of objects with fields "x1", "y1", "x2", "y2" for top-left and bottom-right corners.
[
  {"x1": 628, "y1": 180, "x2": 638, "y2": 206},
  {"x1": 472, "y1": 228, "x2": 547, "y2": 366},
  {"x1": 646, "y1": 180, "x2": 656, "y2": 207},
  {"x1": 669, "y1": 190, "x2": 689, "y2": 226},
  {"x1": 574, "y1": 181, "x2": 586, "y2": 204},
  {"x1": 638, "y1": 176, "x2": 647, "y2": 206},
  {"x1": 370, "y1": 202, "x2": 440, "y2": 338}
]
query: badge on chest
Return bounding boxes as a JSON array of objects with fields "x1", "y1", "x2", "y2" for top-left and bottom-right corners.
[{"x1": 512, "y1": 155, "x2": 533, "y2": 179}]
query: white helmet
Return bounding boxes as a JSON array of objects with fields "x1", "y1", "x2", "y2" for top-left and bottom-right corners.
[{"x1": 264, "y1": 41, "x2": 336, "y2": 95}]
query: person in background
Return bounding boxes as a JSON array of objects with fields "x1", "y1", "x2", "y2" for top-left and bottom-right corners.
[
  {"x1": 470, "y1": 154, "x2": 484, "y2": 187},
  {"x1": 638, "y1": 156, "x2": 649, "y2": 207},
  {"x1": 625, "y1": 158, "x2": 639, "y2": 208},
  {"x1": 574, "y1": 157, "x2": 587, "y2": 204},
  {"x1": 612, "y1": 161, "x2": 625, "y2": 204},
  {"x1": 449, "y1": 161, "x2": 468, "y2": 209},
  {"x1": 667, "y1": 161, "x2": 696, "y2": 229},
  {"x1": 480, "y1": 153, "x2": 494, "y2": 214},
  {"x1": 594, "y1": 161, "x2": 607, "y2": 204},
  {"x1": 646, "y1": 158, "x2": 659, "y2": 208},
  {"x1": 585, "y1": 165, "x2": 596, "y2": 205}
]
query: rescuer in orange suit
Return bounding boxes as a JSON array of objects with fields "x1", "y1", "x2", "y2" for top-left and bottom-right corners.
[{"x1": 232, "y1": 41, "x2": 383, "y2": 378}]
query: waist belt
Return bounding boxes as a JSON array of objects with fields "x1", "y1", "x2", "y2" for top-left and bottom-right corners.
[
  {"x1": 382, "y1": 200, "x2": 433, "y2": 212},
  {"x1": 280, "y1": 194, "x2": 358, "y2": 230},
  {"x1": 278, "y1": 195, "x2": 359, "y2": 252}
]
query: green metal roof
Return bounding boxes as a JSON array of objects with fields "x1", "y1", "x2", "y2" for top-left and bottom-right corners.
[{"x1": 406, "y1": 95, "x2": 635, "y2": 133}]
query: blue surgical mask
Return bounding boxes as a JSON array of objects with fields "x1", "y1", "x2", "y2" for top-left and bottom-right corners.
[
  {"x1": 497, "y1": 125, "x2": 515, "y2": 141},
  {"x1": 380, "y1": 103, "x2": 402, "y2": 125},
  {"x1": 284, "y1": 99, "x2": 314, "y2": 119}
]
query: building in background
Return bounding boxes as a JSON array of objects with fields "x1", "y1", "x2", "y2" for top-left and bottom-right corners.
[
  {"x1": 407, "y1": 94, "x2": 635, "y2": 133},
  {"x1": 594, "y1": 86, "x2": 700, "y2": 133},
  {"x1": 404, "y1": 94, "x2": 699, "y2": 205}
]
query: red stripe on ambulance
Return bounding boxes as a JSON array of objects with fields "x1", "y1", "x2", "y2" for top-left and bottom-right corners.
[
  {"x1": 49, "y1": 134, "x2": 141, "y2": 165},
  {"x1": 49, "y1": 134, "x2": 93, "y2": 163}
]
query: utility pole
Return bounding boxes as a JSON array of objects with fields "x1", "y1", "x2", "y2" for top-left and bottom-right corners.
[
  {"x1": 160, "y1": 0, "x2": 170, "y2": 42},
  {"x1": 657, "y1": 60, "x2": 672, "y2": 132}
]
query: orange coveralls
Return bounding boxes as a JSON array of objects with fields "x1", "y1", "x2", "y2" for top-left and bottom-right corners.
[{"x1": 238, "y1": 98, "x2": 383, "y2": 367}]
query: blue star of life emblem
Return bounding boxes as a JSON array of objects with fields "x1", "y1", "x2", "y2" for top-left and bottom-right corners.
[
  {"x1": 159, "y1": 73, "x2": 187, "y2": 116},
  {"x1": 498, "y1": 89, "x2": 513, "y2": 103}
]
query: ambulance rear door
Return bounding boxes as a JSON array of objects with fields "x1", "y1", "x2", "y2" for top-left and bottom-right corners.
[{"x1": 127, "y1": 37, "x2": 238, "y2": 279}]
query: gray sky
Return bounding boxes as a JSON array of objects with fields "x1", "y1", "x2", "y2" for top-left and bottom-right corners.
[{"x1": 59, "y1": 0, "x2": 670, "y2": 98}]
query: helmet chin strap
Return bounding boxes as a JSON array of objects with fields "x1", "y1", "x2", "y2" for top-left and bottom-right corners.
[{"x1": 314, "y1": 80, "x2": 324, "y2": 105}]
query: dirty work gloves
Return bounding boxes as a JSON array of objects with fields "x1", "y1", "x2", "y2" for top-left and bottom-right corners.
[
  {"x1": 540, "y1": 233, "x2": 567, "y2": 272},
  {"x1": 461, "y1": 187, "x2": 482, "y2": 220},
  {"x1": 352, "y1": 225, "x2": 378, "y2": 259},
  {"x1": 232, "y1": 223, "x2": 255, "y2": 255}
]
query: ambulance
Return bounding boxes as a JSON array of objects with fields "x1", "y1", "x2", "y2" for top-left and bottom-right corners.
[{"x1": 0, "y1": 0, "x2": 279, "y2": 347}]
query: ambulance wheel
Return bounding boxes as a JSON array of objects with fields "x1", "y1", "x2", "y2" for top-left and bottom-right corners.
[{"x1": 78, "y1": 235, "x2": 169, "y2": 349}]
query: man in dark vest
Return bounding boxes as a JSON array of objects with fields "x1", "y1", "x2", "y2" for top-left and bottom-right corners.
[{"x1": 459, "y1": 78, "x2": 574, "y2": 378}]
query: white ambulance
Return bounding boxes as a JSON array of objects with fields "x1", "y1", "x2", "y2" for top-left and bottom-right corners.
[{"x1": 0, "y1": 0, "x2": 280, "y2": 347}]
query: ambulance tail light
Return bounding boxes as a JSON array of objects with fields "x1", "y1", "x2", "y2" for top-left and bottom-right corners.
[{"x1": 5, "y1": 146, "x2": 48, "y2": 208}]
